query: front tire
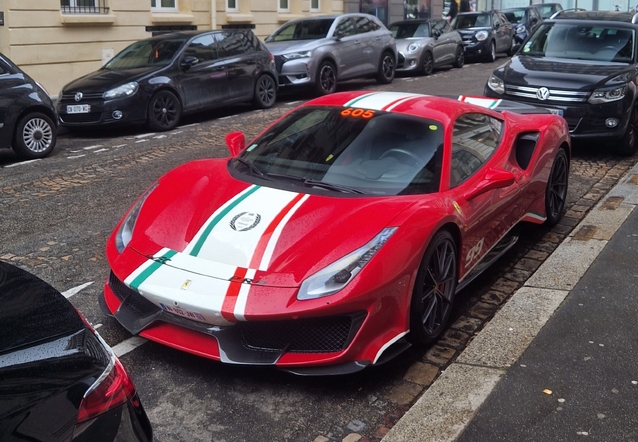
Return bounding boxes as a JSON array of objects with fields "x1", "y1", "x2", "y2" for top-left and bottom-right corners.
[
  {"x1": 485, "y1": 41, "x2": 496, "y2": 62},
  {"x1": 314, "y1": 61, "x2": 337, "y2": 95},
  {"x1": 376, "y1": 51, "x2": 395, "y2": 84},
  {"x1": 12, "y1": 112, "x2": 57, "y2": 160},
  {"x1": 252, "y1": 74, "x2": 277, "y2": 109},
  {"x1": 452, "y1": 46, "x2": 465, "y2": 69},
  {"x1": 408, "y1": 230, "x2": 458, "y2": 346},
  {"x1": 146, "y1": 90, "x2": 181, "y2": 132},
  {"x1": 421, "y1": 51, "x2": 434, "y2": 75},
  {"x1": 616, "y1": 107, "x2": 638, "y2": 156},
  {"x1": 507, "y1": 37, "x2": 517, "y2": 56},
  {"x1": 545, "y1": 148, "x2": 569, "y2": 226}
]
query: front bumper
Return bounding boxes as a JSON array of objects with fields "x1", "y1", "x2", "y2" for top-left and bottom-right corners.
[
  {"x1": 274, "y1": 55, "x2": 316, "y2": 87},
  {"x1": 462, "y1": 40, "x2": 489, "y2": 58},
  {"x1": 57, "y1": 93, "x2": 148, "y2": 127},
  {"x1": 396, "y1": 52, "x2": 421, "y2": 72}
]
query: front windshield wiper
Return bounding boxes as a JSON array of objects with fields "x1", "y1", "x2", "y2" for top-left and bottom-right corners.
[
  {"x1": 233, "y1": 157, "x2": 269, "y2": 178},
  {"x1": 265, "y1": 172, "x2": 365, "y2": 194}
]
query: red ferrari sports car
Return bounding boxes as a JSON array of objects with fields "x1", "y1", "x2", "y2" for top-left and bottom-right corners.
[{"x1": 101, "y1": 91, "x2": 570, "y2": 375}]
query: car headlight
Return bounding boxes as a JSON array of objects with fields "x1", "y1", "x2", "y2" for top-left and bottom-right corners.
[
  {"x1": 588, "y1": 84, "x2": 627, "y2": 104},
  {"x1": 297, "y1": 227, "x2": 397, "y2": 300},
  {"x1": 487, "y1": 74, "x2": 505, "y2": 94},
  {"x1": 282, "y1": 51, "x2": 312, "y2": 60},
  {"x1": 115, "y1": 182, "x2": 158, "y2": 253},
  {"x1": 103, "y1": 82, "x2": 139, "y2": 100},
  {"x1": 407, "y1": 43, "x2": 419, "y2": 53},
  {"x1": 475, "y1": 30, "x2": 489, "y2": 41},
  {"x1": 516, "y1": 25, "x2": 526, "y2": 34}
]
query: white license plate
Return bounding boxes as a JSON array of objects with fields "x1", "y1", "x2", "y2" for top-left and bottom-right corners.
[
  {"x1": 159, "y1": 303, "x2": 206, "y2": 322},
  {"x1": 548, "y1": 108, "x2": 563, "y2": 116},
  {"x1": 67, "y1": 104, "x2": 90, "y2": 114}
]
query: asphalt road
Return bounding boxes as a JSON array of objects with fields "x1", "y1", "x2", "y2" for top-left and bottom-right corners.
[{"x1": 1, "y1": 57, "x2": 636, "y2": 442}]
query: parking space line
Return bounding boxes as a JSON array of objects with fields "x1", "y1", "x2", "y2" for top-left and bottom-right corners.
[
  {"x1": 82, "y1": 145, "x2": 104, "y2": 150},
  {"x1": 62, "y1": 281, "x2": 94, "y2": 298},
  {"x1": 4, "y1": 159, "x2": 41, "y2": 168},
  {"x1": 112, "y1": 336, "x2": 148, "y2": 357}
]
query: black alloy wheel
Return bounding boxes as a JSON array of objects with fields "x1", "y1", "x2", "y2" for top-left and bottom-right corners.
[
  {"x1": 253, "y1": 74, "x2": 277, "y2": 109},
  {"x1": 486, "y1": 40, "x2": 496, "y2": 62},
  {"x1": 421, "y1": 51, "x2": 434, "y2": 75},
  {"x1": 408, "y1": 230, "x2": 458, "y2": 346},
  {"x1": 507, "y1": 36, "x2": 517, "y2": 56},
  {"x1": 545, "y1": 148, "x2": 569, "y2": 226},
  {"x1": 315, "y1": 61, "x2": 337, "y2": 95},
  {"x1": 147, "y1": 90, "x2": 182, "y2": 131},
  {"x1": 617, "y1": 107, "x2": 638, "y2": 156},
  {"x1": 12, "y1": 112, "x2": 57, "y2": 160},
  {"x1": 453, "y1": 46, "x2": 464, "y2": 68},
  {"x1": 376, "y1": 51, "x2": 396, "y2": 84}
]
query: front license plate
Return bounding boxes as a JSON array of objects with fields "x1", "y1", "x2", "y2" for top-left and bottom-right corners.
[
  {"x1": 67, "y1": 104, "x2": 90, "y2": 114},
  {"x1": 548, "y1": 108, "x2": 563, "y2": 116},
  {"x1": 159, "y1": 303, "x2": 206, "y2": 322}
]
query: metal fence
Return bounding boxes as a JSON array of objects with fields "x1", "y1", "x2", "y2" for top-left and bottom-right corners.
[{"x1": 61, "y1": 0, "x2": 110, "y2": 14}]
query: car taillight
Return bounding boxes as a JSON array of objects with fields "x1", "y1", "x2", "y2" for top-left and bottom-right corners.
[{"x1": 77, "y1": 356, "x2": 136, "y2": 423}]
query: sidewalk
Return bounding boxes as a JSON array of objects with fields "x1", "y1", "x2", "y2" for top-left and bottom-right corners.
[{"x1": 383, "y1": 163, "x2": 638, "y2": 442}]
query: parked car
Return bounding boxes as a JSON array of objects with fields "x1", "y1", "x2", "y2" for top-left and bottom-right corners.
[
  {"x1": 536, "y1": 2, "x2": 564, "y2": 19},
  {"x1": 101, "y1": 90, "x2": 570, "y2": 375},
  {"x1": 389, "y1": 18, "x2": 464, "y2": 75},
  {"x1": 0, "y1": 260, "x2": 152, "y2": 441},
  {"x1": 0, "y1": 53, "x2": 57, "y2": 159},
  {"x1": 264, "y1": 14, "x2": 397, "y2": 95},
  {"x1": 57, "y1": 29, "x2": 277, "y2": 132},
  {"x1": 485, "y1": 11, "x2": 638, "y2": 155},
  {"x1": 502, "y1": 5, "x2": 543, "y2": 44},
  {"x1": 452, "y1": 10, "x2": 516, "y2": 61}
]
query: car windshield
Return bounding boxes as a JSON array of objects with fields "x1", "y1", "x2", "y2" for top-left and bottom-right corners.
[
  {"x1": 504, "y1": 10, "x2": 526, "y2": 24},
  {"x1": 104, "y1": 37, "x2": 188, "y2": 69},
  {"x1": 236, "y1": 106, "x2": 444, "y2": 196},
  {"x1": 538, "y1": 4, "x2": 561, "y2": 18},
  {"x1": 266, "y1": 19, "x2": 335, "y2": 42},
  {"x1": 453, "y1": 13, "x2": 492, "y2": 29},
  {"x1": 390, "y1": 22, "x2": 430, "y2": 38},
  {"x1": 522, "y1": 23, "x2": 635, "y2": 63}
]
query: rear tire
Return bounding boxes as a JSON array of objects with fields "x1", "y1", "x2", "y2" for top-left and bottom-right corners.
[
  {"x1": 252, "y1": 74, "x2": 276, "y2": 109},
  {"x1": 408, "y1": 230, "x2": 458, "y2": 346},
  {"x1": 544, "y1": 148, "x2": 569, "y2": 226},
  {"x1": 146, "y1": 90, "x2": 181, "y2": 132},
  {"x1": 12, "y1": 112, "x2": 57, "y2": 160},
  {"x1": 452, "y1": 46, "x2": 465, "y2": 68},
  {"x1": 376, "y1": 51, "x2": 395, "y2": 84},
  {"x1": 616, "y1": 107, "x2": 638, "y2": 156}
]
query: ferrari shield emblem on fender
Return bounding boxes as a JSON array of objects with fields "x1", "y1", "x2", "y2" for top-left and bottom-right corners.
[
  {"x1": 181, "y1": 279, "x2": 192, "y2": 290},
  {"x1": 453, "y1": 201, "x2": 463, "y2": 217}
]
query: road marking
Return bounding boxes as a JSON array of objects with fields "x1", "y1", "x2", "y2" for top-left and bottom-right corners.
[
  {"x1": 219, "y1": 115, "x2": 237, "y2": 120},
  {"x1": 67, "y1": 155, "x2": 86, "y2": 159},
  {"x1": 129, "y1": 133, "x2": 156, "y2": 139},
  {"x1": 4, "y1": 159, "x2": 41, "y2": 168},
  {"x1": 112, "y1": 336, "x2": 148, "y2": 357},
  {"x1": 94, "y1": 148, "x2": 109, "y2": 153},
  {"x1": 94, "y1": 323, "x2": 103, "y2": 329},
  {"x1": 62, "y1": 281, "x2": 94, "y2": 298},
  {"x1": 153, "y1": 135, "x2": 167, "y2": 139},
  {"x1": 112, "y1": 144, "x2": 127, "y2": 148},
  {"x1": 181, "y1": 123, "x2": 200, "y2": 128},
  {"x1": 286, "y1": 101, "x2": 303, "y2": 105},
  {"x1": 83, "y1": 145, "x2": 104, "y2": 150},
  {"x1": 135, "y1": 139, "x2": 149, "y2": 143}
]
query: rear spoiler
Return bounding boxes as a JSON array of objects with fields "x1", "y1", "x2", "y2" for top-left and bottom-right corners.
[{"x1": 456, "y1": 95, "x2": 553, "y2": 115}]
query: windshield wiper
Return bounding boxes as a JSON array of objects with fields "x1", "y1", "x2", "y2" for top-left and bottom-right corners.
[
  {"x1": 233, "y1": 157, "x2": 267, "y2": 178},
  {"x1": 265, "y1": 172, "x2": 365, "y2": 194}
]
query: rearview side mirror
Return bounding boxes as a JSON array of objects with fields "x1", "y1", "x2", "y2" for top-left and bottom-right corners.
[
  {"x1": 180, "y1": 56, "x2": 199, "y2": 70},
  {"x1": 433, "y1": 29, "x2": 442, "y2": 39},
  {"x1": 463, "y1": 168, "x2": 516, "y2": 200},
  {"x1": 226, "y1": 131, "x2": 246, "y2": 157}
]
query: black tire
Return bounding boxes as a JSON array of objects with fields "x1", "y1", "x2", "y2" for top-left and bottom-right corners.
[
  {"x1": 421, "y1": 51, "x2": 434, "y2": 76},
  {"x1": 408, "y1": 230, "x2": 458, "y2": 346},
  {"x1": 146, "y1": 90, "x2": 181, "y2": 132},
  {"x1": 376, "y1": 51, "x2": 395, "y2": 84},
  {"x1": 452, "y1": 46, "x2": 465, "y2": 69},
  {"x1": 616, "y1": 107, "x2": 638, "y2": 156},
  {"x1": 252, "y1": 74, "x2": 277, "y2": 109},
  {"x1": 485, "y1": 41, "x2": 496, "y2": 62},
  {"x1": 12, "y1": 112, "x2": 57, "y2": 160},
  {"x1": 507, "y1": 37, "x2": 517, "y2": 56},
  {"x1": 545, "y1": 148, "x2": 569, "y2": 226},
  {"x1": 314, "y1": 61, "x2": 337, "y2": 96}
]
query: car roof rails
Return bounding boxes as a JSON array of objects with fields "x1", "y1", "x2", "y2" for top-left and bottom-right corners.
[{"x1": 549, "y1": 8, "x2": 587, "y2": 19}]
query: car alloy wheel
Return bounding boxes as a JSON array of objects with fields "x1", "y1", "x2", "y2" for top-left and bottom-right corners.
[
  {"x1": 376, "y1": 51, "x2": 395, "y2": 84},
  {"x1": 147, "y1": 90, "x2": 181, "y2": 131},
  {"x1": 422, "y1": 51, "x2": 434, "y2": 76},
  {"x1": 453, "y1": 46, "x2": 464, "y2": 68},
  {"x1": 315, "y1": 61, "x2": 337, "y2": 95},
  {"x1": 617, "y1": 107, "x2": 638, "y2": 156},
  {"x1": 409, "y1": 230, "x2": 458, "y2": 346},
  {"x1": 13, "y1": 112, "x2": 56, "y2": 160},
  {"x1": 487, "y1": 41, "x2": 496, "y2": 62},
  {"x1": 545, "y1": 148, "x2": 569, "y2": 226},
  {"x1": 253, "y1": 74, "x2": 276, "y2": 109}
]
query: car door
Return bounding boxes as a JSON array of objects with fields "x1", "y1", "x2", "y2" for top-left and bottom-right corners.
[
  {"x1": 433, "y1": 19, "x2": 457, "y2": 64},
  {"x1": 214, "y1": 31, "x2": 255, "y2": 101},
  {"x1": 0, "y1": 59, "x2": 16, "y2": 149},
  {"x1": 354, "y1": 15, "x2": 388, "y2": 75},
  {"x1": 332, "y1": 17, "x2": 363, "y2": 79},
  {"x1": 178, "y1": 33, "x2": 228, "y2": 111},
  {"x1": 495, "y1": 11, "x2": 514, "y2": 51}
]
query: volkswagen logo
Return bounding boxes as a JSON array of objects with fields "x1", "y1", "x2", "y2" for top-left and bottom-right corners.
[
  {"x1": 536, "y1": 87, "x2": 550, "y2": 101},
  {"x1": 230, "y1": 212, "x2": 261, "y2": 232},
  {"x1": 74, "y1": 92, "x2": 83, "y2": 102}
]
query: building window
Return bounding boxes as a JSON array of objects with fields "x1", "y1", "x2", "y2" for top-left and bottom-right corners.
[
  {"x1": 227, "y1": 0, "x2": 238, "y2": 11},
  {"x1": 310, "y1": 0, "x2": 320, "y2": 11},
  {"x1": 61, "y1": 0, "x2": 109, "y2": 13},
  {"x1": 279, "y1": 0, "x2": 290, "y2": 12},
  {"x1": 151, "y1": 0, "x2": 177, "y2": 11}
]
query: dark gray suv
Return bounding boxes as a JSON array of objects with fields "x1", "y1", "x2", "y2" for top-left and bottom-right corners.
[{"x1": 265, "y1": 14, "x2": 397, "y2": 95}]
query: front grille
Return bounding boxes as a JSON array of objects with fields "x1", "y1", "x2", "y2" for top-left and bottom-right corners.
[
  {"x1": 108, "y1": 271, "x2": 160, "y2": 316},
  {"x1": 505, "y1": 85, "x2": 589, "y2": 103},
  {"x1": 109, "y1": 271, "x2": 134, "y2": 301},
  {"x1": 237, "y1": 313, "x2": 366, "y2": 354},
  {"x1": 397, "y1": 53, "x2": 405, "y2": 68},
  {"x1": 60, "y1": 113, "x2": 103, "y2": 123},
  {"x1": 274, "y1": 55, "x2": 285, "y2": 73},
  {"x1": 60, "y1": 92, "x2": 104, "y2": 102}
]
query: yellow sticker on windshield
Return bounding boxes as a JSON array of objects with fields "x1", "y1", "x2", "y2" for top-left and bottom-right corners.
[{"x1": 429, "y1": 125, "x2": 438, "y2": 131}]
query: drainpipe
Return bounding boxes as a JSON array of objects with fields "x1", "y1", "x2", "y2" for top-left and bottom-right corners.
[{"x1": 211, "y1": 0, "x2": 217, "y2": 30}]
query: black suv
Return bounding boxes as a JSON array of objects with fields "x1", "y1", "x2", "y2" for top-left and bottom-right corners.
[
  {"x1": 0, "y1": 53, "x2": 58, "y2": 159},
  {"x1": 485, "y1": 11, "x2": 638, "y2": 155}
]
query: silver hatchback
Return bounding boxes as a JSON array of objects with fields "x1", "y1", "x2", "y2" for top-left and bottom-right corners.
[{"x1": 265, "y1": 14, "x2": 397, "y2": 95}]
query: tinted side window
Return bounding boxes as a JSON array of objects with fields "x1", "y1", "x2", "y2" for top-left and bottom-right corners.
[
  {"x1": 354, "y1": 16, "x2": 373, "y2": 33},
  {"x1": 0, "y1": 64, "x2": 7, "y2": 75},
  {"x1": 183, "y1": 34, "x2": 218, "y2": 62},
  {"x1": 336, "y1": 17, "x2": 356, "y2": 37},
  {"x1": 450, "y1": 113, "x2": 502, "y2": 187},
  {"x1": 432, "y1": 20, "x2": 445, "y2": 34},
  {"x1": 369, "y1": 19, "x2": 381, "y2": 31},
  {"x1": 215, "y1": 31, "x2": 251, "y2": 57},
  {"x1": 441, "y1": 21, "x2": 452, "y2": 33}
]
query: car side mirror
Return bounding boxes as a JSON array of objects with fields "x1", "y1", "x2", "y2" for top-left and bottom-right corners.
[
  {"x1": 333, "y1": 31, "x2": 344, "y2": 40},
  {"x1": 462, "y1": 168, "x2": 515, "y2": 200},
  {"x1": 180, "y1": 56, "x2": 199, "y2": 70},
  {"x1": 494, "y1": 22, "x2": 500, "y2": 29},
  {"x1": 226, "y1": 131, "x2": 246, "y2": 157},
  {"x1": 530, "y1": 17, "x2": 539, "y2": 25},
  {"x1": 433, "y1": 29, "x2": 441, "y2": 39}
]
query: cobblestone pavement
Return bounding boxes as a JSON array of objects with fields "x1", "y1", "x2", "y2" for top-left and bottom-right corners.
[{"x1": 1, "y1": 59, "x2": 637, "y2": 442}]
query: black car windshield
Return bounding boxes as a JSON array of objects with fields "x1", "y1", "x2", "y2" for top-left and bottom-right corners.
[
  {"x1": 266, "y1": 19, "x2": 335, "y2": 42},
  {"x1": 453, "y1": 13, "x2": 492, "y2": 29},
  {"x1": 537, "y1": 4, "x2": 561, "y2": 18},
  {"x1": 504, "y1": 10, "x2": 526, "y2": 24},
  {"x1": 522, "y1": 23, "x2": 635, "y2": 63},
  {"x1": 390, "y1": 22, "x2": 430, "y2": 38},
  {"x1": 236, "y1": 106, "x2": 444, "y2": 196},
  {"x1": 104, "y1": 37, "x2": 188, "y2": 69}
]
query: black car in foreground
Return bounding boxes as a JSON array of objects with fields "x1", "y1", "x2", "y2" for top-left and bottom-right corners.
[
  {"x1": 0, "y1": 261, "x2": 153, "y2": 442},
  {"x1": 452, "y1": 10, "x2": 516, "y2": 62},
  {"x1": 57, "y1": 29, "x2": 278, "y2": 131},
  {"x1": 485, "y1": 11, "x2": 638, "y2": 156},
  {"x1": 0, "y1": 53, "x2": 57, "y2": 159}
]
